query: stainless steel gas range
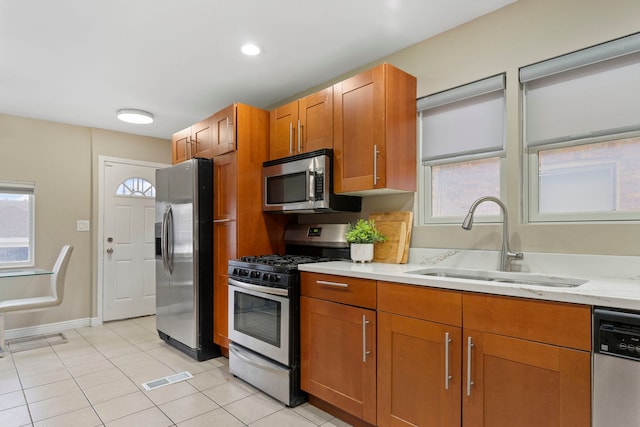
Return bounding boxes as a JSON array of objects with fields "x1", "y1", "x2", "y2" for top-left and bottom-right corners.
[{"x1": 227, "y1": 223, "x2": 349, "y2": 407}]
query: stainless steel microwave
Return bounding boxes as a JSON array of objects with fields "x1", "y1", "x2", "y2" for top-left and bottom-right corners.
[{"x1": 262, "y1": 149, "x2": 361, "y2": 214}]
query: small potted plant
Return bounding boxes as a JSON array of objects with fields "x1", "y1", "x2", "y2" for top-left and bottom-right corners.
[{"x1": 345, "y1": 219, "x2": 386, "y2": 263}]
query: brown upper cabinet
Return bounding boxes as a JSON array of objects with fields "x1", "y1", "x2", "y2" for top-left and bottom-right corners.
[
  {"x1": 269, "y1": 87, "x2": 333, "y2": 160},
  {"x1": 171, "y1": 116, "x2": 214, "y2": 164},
  {"x1": 211, "y1": 104, "x2": 236, "y2": 157},
  {"x1": 333, "y1": 63, "x2": 417, "y2": 195}
]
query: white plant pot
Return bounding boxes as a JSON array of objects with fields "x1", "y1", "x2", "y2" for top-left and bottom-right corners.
[{"x1": 350, "y1": 243, "x2": 374, "y2": 263}]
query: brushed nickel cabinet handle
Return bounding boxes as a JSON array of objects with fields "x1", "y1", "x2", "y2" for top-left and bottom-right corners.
[
  {"x1": 445, "y1": 332, "x2": 452, "y2": 390},
  {"x1": 289, "y1": 122, "x2": 293, "y2": 154},
  {"x1": 466, "y1": 336, "x2": 474, "y2": 396},
  {"x1": 373, "y1": 144, "x2": 381, "y2": 185},
  {"x1": 316, "y1": 280, "x2": 348, "y2": 288},
  {"x1": 362, "y1": 315, "x2": 371, "y2": 362}
]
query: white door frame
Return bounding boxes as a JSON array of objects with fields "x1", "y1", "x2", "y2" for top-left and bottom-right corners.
[{"x1": 97, "y1": 156, "x2": 169, "y2": 325}]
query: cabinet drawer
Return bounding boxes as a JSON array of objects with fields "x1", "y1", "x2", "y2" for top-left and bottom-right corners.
[
  {"x1": 378, "y1": 281, "x2": 462, "y2": 327},
  {"x1": 463, "y1": 293, "x2": 591, "y2": 351},
  {"x1": 301, "y1": 272, "x2": 376, "y2": 309}
]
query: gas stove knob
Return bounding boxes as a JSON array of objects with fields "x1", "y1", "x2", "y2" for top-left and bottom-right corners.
[
  {"x1": 240, "y1": 269, "x2": 249, "y2": 277},
  {"x1": 270, "y1": 274, "x2": 279, "y2": 283},
  {"x1": 250, "y1": 271, "x2": 261, "y2": 279}
]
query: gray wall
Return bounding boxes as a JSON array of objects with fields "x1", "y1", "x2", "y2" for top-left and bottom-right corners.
[{"x1": 0, "y1": 114, "x2": 171, "y2": 330}]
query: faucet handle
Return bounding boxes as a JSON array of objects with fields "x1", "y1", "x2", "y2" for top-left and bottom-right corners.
[{"x1": 509, "y1": 251, "x2": 524, "y2": 261}]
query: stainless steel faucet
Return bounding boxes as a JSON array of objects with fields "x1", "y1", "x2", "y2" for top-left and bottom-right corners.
[{"x1": 462, "y1": 196, "x2": 524, "y2": 272}]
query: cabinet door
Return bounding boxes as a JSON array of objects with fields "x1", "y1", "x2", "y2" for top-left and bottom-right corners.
[
  {"x1": 301, "y1": 296, "x2": 376, "y2": 425},
  {"x1": 212, "y1": 104, "x2": 236, "y2": 156},
  {"x1": 299, "y1": 87, "x2": 333, "y2": 153},
  {"x1": 269, "y1": 100, "x2": 299, "y2": 160},
  {"x1": 463, "y1": 330, "x2": 591, "y2": 427},
  {"x1": 378, "y1": 312, "x2": 461, "y2": 427},
  {"x1": 213, "y1": 219, "x2": 236, "y2": 347},
  {"x1": 172, "y1": 127, "x2": 191, "y2": 164},
  {"x1": 213, "y1": 153, "x2": 237, "y2": 221},
  {"x1": 191, "y1": 117, "x2": 214, "y2": 159},
  {"x1": 333, "y1": 65, "x2": 385, "y2": 193},
  {"x1": 212, "y1": 153, "x2": 237, "y2": 348}
]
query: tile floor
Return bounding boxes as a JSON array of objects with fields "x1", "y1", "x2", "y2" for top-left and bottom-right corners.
[{"x1": 0, "y1": 316, "x2": 351, "y2": 427}]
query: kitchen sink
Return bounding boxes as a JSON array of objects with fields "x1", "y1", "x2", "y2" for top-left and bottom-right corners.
[{"x1": 404, "y1": 267, "x2": 587, "y2": 288}]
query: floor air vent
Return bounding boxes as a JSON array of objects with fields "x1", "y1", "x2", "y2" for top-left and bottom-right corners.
[{"x1": 142, "y1": 371, "x2": 193, "y2": 391}]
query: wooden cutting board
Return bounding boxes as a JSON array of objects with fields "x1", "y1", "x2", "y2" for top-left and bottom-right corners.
[
  {"x1": 370, "y1": 211, "x2": 413, "y2": 263},
  {"x1": 372, "y1": 221, "x2": 407, "y2": 263}
]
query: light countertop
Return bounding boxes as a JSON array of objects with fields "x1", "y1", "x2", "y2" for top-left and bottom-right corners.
[{"x1": 298, "y1": 261, "x2": 640, "y2": 311}]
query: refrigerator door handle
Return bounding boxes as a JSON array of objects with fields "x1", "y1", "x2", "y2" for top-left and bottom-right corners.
[
  {"x1": 162, "y1": 204, "x2": 174, "y2": 276},
  {"x1": 166, "y1": 205, "x2": 174, "y2": 275}
]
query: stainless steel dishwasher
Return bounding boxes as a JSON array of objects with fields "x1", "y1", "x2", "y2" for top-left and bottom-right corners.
[{"x1": 593, "y1": 307, "x2": 640, "y2": 426}]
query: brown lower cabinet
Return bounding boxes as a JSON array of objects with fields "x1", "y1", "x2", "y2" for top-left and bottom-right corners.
[
  {"x1": 377, "y1": 282, "x2": 463, "y2": 426},
  {"x1": 301, "y1": 273, "x2": 377, "y2": 425},
  {"x1": 301, "y1": 275, "x2": 592, "y2": 427},
  {"x1": 462, "y1": 329, "x2": 591, "y2": 427},
  {"x1": 462, "y1": 292, "x2": 592, "y2": 427}
]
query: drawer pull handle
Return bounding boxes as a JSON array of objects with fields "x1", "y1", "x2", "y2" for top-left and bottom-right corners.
[{"x1": 316, "y1": 280, "x2": 348, "y2": 288}]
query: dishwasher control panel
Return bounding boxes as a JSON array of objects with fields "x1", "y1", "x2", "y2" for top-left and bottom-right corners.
[{"x1": 594, "y1": 307, "x2": 640, "y2": 361}]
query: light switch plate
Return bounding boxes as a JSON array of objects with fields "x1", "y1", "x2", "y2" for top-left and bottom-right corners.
[{"x1": 77, "y1": 220, "x2": 90, "y2": 231}]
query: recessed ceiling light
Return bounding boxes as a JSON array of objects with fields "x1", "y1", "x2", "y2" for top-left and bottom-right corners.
[
  {"x1": 116, "y1": 109, "x2": 154, "y2": 124},
  {"x1": 241, "y1": 43, "x2": 261, "y2": 56}
]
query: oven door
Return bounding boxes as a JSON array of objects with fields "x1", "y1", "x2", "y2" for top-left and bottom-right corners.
[{"x1": 228, "y1": 279, "x2": 290, "y2": 366}]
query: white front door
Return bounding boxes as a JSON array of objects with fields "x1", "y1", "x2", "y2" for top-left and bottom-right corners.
[{"x1": 102, "y1": 159, "x2": 165, "y2": 321}]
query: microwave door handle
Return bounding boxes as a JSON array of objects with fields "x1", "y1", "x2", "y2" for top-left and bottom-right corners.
[{"x1": 308, "y1": 170, "x2": 315, "y2": 202}]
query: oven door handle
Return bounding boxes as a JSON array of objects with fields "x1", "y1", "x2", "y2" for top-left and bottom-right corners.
[{"x1": 228, "y1": 278, "x2": 289, "y2": 297}]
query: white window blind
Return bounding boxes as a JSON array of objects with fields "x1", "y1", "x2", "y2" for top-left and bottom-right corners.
[
  {"x1": 521, "y1": 33, "x2": 640, "y2": 148},
  {"x1": 418, "y1": 74, "x2": 505, "y2": 164}
]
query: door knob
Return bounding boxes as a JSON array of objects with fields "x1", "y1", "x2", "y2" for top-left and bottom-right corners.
[{"x1": 106, "y1": 248, "x2": 114, "y2": 254}]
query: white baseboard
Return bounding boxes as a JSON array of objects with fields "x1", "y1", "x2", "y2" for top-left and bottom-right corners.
[{"x1": 5, "y1": 317, "x2": 93, "y2": 340}]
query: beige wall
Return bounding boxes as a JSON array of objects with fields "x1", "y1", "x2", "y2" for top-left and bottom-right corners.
[
  {"x1": 0, "y1": 114, "x2": 171, "y2": 330},
  {"x1": 299, "y1": 0, "x2": 640, "y2": 256},
  {"x1": 385, "y1": 0, "x2": 640, "y2": 256}
]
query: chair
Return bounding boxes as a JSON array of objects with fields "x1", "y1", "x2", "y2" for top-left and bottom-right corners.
[{"x1": 0, "y1": 245, "x2": 73, "y2": 356}]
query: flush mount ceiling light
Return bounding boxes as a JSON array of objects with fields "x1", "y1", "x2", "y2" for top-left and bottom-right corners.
[
  {"x1": 116, "y1": 108, "x2": 154, "y2": 124},
  {"x1": 241, "y1": 43, "x2": 261, "y2": 56}
]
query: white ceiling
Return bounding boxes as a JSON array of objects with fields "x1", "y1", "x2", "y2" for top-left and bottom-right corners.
[{"x1": 0, "y1": 0, "x2": 515, "y2": 140}]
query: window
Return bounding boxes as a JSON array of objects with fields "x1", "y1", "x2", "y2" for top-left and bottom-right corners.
[
  {"x1": 0, "y1": 182, "x2": 35, "y2": 268},
  {"x1": 418, "y1": 74, "x2": 506, "y2": 223},
  {"x1": 115, "y1": 177, "x2": 155, "y2": 198},
  {"x1": 521, "y1": 33, "x2": 640, "y2": 221}
]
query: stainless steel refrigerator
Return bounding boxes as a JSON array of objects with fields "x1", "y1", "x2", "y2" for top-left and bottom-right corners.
[{"x1": 155, "y1": 158, "x2": 219, "y2": 361}]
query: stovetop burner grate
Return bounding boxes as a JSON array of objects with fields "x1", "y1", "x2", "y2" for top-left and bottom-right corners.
[{"x1": 239, "y1": 254, "x2": 338, "y2": 268}]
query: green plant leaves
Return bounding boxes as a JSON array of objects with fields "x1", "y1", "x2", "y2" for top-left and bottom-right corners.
[{"x1": 345, "y1": 219, "x2": 387, "y2": 244}]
